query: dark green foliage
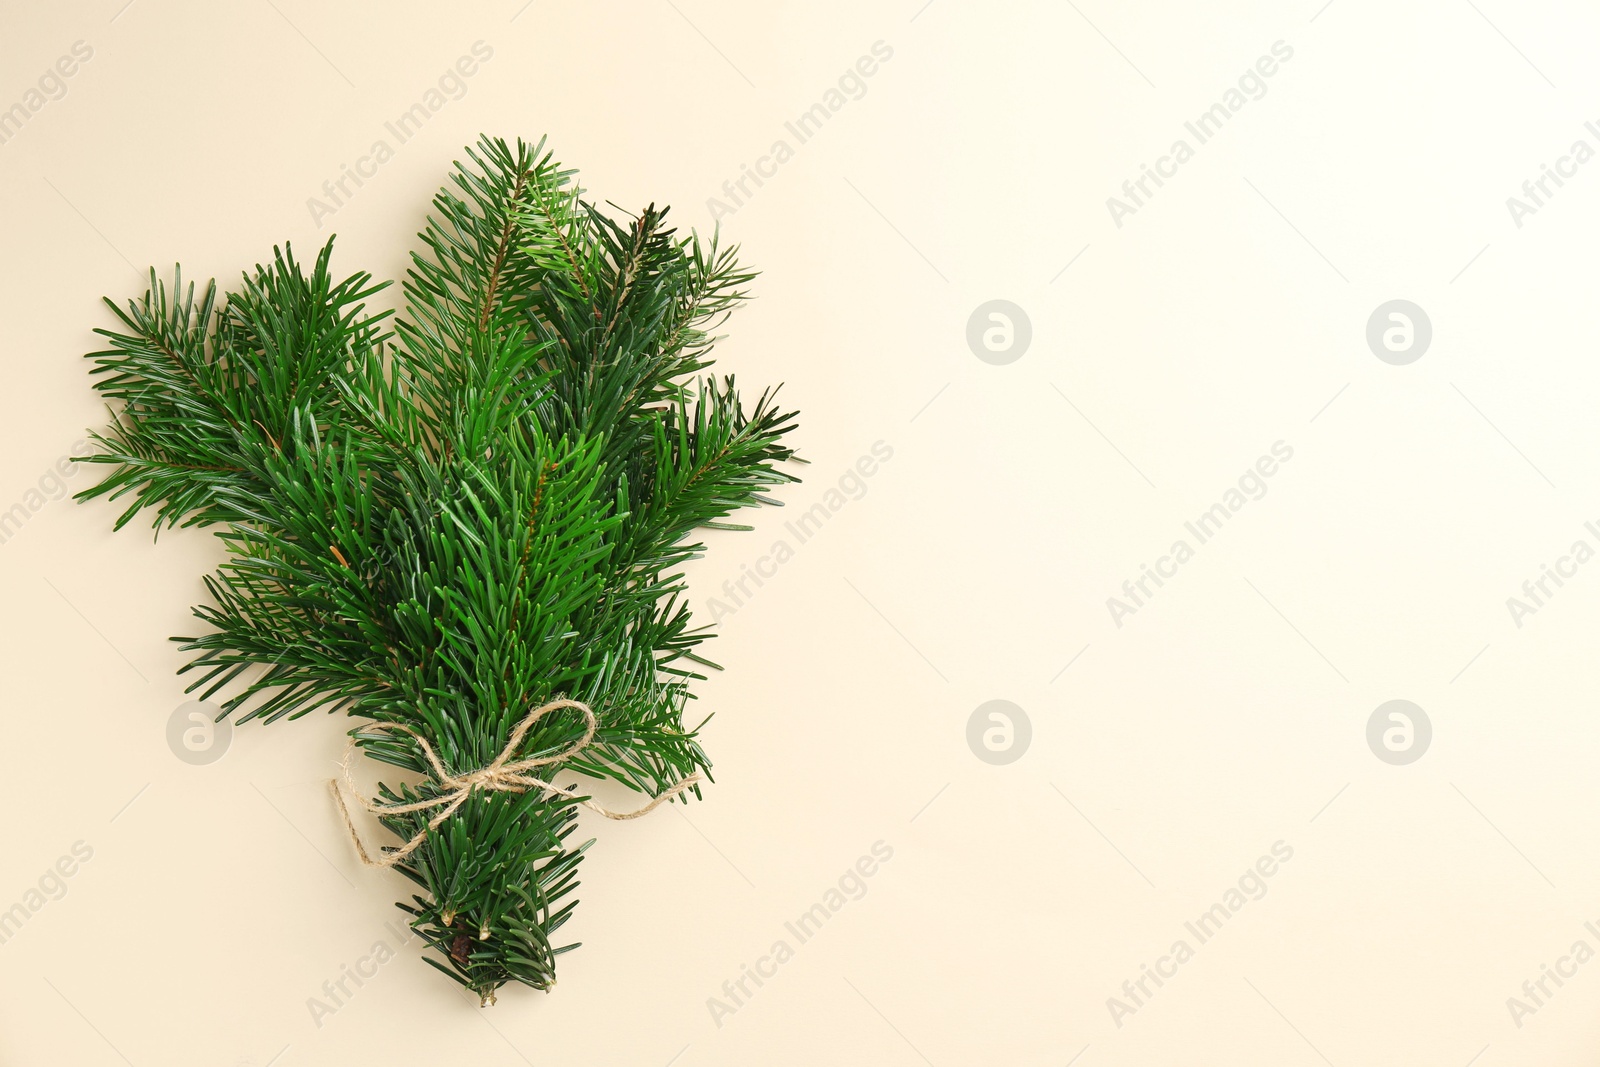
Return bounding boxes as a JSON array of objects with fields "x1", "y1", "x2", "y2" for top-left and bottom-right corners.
[{"x1": 76, "y1": 135, "x2": 798, "y2": 1002}]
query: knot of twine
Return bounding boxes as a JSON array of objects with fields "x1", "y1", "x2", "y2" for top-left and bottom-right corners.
[{"x1": 330, "y1": 697, "x2": 701, "y2": 869}]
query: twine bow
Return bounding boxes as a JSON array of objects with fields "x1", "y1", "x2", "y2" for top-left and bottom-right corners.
[{"x1": 330, "y1": 697, "x2": 702, "y2": 869}]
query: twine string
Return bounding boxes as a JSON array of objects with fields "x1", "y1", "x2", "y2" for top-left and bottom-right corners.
[{"x1": 330, "y1": 697, "x2": 701, "y2": 869}]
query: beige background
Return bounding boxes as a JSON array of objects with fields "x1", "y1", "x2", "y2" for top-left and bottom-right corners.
[{"x1": 4, "y1": 0, "x2": 1600, "y2": 1063}]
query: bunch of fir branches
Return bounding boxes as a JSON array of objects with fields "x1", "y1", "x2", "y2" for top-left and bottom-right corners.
[{"x1": 76, "y1": 135, "x2": 798, "y2": 1003}]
